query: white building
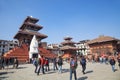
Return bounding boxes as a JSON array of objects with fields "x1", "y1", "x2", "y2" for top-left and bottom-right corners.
[
  {"x1": 76, "y1": 40, "x2": 90, "y2": 55},
  {"x1": 0, "y1": 40, "x2": 19, "y2": 56},
  {"x1": 47, "y1": 44, "x2": 63, "y2": 55}
]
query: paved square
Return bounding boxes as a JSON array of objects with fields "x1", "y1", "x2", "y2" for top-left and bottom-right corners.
[{"x1": 0, "y1": 62, "x2": 120, "y2": 80}]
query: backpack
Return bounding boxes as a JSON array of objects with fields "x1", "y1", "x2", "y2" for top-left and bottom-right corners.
[
  {"x1": 33, "y1": 59, "x2": 37, "y2": 66},
  {"x1": 80, "y1": 59, "x2": 86, "y2": 65},
  {"x1": 58, "y1": 58, "x2": 63, "y2": 65}
]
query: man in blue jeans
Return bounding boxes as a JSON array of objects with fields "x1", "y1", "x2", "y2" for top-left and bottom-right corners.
[
  {"x1": 80, "y1": 56, "x2": 86, "y2": 74},
  {"x1": 109, "y1": 56, "x2": 116, "y2": 72},
  {"x1": 70, "y1": 57, "x2": 77, "y2": 80}
]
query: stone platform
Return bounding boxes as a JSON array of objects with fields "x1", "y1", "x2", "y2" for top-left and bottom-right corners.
[{"x1": 0, "y1": 62, "x2": 120, "y2": 80}]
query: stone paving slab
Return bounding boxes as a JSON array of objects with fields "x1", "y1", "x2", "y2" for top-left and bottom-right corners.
[{"x1": 0, "y1": 62, "x2": 120, "y2": 80}]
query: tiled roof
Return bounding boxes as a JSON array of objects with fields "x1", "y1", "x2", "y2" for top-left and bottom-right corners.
[
  {"x1": 61, "y1": 41, "x2": 76, "y2": 45},
  {"x1": 88, "y1": 35, "x2": 119, "y2": 44},
  {"x1": 14, "y1": 30, "x2": 48, "y2": 39},
  {"x1": 62, "y1": 53, "x2": 73, "y2": 58},
  {"x1": 20, "y1": 22, "x2": 43, "y2": 30},
  {"x1": 39, "y1": 47, "x2": 57, "y2": 58},
  {"x1": 24, "y1": 16, "x2": 39, "y2": 23},
  {"x1": 60, "y1": 45, "x2": 78, "y2": 50},
  {"x1": 4, "y1": 44, "x2": 29, "y2": 63},
  {"x1": 64, "y1": 37, "x2": 72, "y2": 40}
]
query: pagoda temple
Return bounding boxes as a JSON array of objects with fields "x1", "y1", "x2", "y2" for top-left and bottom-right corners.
[
  {"x1": 4, "y1": 16, "x2": 57, "y2": 63},
  {"x1": 14, "y1": 16, "x2": 47, "y2": 45},
  {"x1": 60, "y1": 37, "x2": 78, "y2": 58},
  {"x1": 88, "y1": 35, "x2": 120, "y2": 56}
]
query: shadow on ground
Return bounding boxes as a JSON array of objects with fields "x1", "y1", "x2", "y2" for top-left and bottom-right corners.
[
  {"x1": 0, "y1": 71, "x2": 14, "y2": 75},
  {"x1": 45, "y1": 69, "x2": 69, "y2": 74},
  {"x1": 0, "y1": 71, "x2": 14, "y2": 80},
  {"x1": 85, "y1": 70, "x2": 93, "y2": 74},
  {"x1": 16, "y1": 66, "x2": 27, "y2": 69},
  {"x1": 78, "y1": 76, "x2": 88, "y2": 80},
  {"x1": 0, "y1": 76, "x2": 9, "y2": 80},
  {"x1": 46, "y1": 71, "x2": 56, "y2": 74},
  {"x1": 62, "y1": 69, "x2": 70, "y2": 73}
]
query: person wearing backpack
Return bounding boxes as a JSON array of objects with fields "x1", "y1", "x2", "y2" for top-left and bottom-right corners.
[
  {"x1": 57, "y1": 56, "x2": 63, "y2": 73},
  {"x1": 70, "y1": 56, "x2": 77, "y2": 80},
  {"x1": 33, "y1": 58, "x2": 39, "y2": 73},
  {"x1": 80, "y1": 56, "x2": 86, "y2": 74}
]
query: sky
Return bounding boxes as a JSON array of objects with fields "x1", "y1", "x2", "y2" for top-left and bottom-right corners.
[{"x1": 0, "y1": 0, "x2": 120, "y2": 44}]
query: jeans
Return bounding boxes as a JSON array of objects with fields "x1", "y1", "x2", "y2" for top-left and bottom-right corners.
[
  {"x1": 37, "y1": 65, "x2": 41, "y2": 75},
  {"x1": 53, "y1": 64, "x2": 58, "y2": 70},
  {"x1": 81, "y1": 65, "x2": 86, "y2": 74},
  {"x1": 58, "y1": 65, "x2": 62, "y2": 73},
  {"x1": 34, "y1": 65, "x2": 38, "y2": 73},
  {"x1": 111, "y1": 65, "x2": 115, "y2": 72},
  {"x1": 70, "y1": 69, "x2": 77, "y2": 80},
  {"x1": 37, "y1": 65, "x2": 45, "y2": 75}
]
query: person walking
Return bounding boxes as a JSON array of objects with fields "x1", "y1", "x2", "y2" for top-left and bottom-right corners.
[
  {"x1": 1, "y1": 56, "x2": 5, "y2": 69},
  {"x1": 53, "y1": 57, "x2": 58, "y2": 71},
  {"x1": 33, "y1": 58, "x2": 39, "y2": 73},
  {"x1": 37, "y1": 57, "x2": 41, "y2": 75},
  {"x1": 37, "y1": 55, "x2": 45, "y2": 75},
  {"x1": 70, "y1": 56, "x2": 77, "y2": 80},
  {"x1": 57, "y1": 56, "x2": 63, "y2": 73},
  {"x1": 109, "y1": 56, "x2": 116, "y2": 72},
  {"x1": 44, "y1": 58, "x2": 50, "y2": 72},
  {"x1": 80, "y1": 56, "x2": 86, "y2": 74},
  {"x1": 13, "y1": 57, "x2": 19, "y2": 69},
  {"x1": 5, "y1": 58, "x2": 9, "y2": 69}
]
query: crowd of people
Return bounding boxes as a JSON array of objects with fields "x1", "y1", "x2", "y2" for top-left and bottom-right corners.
[
  {"x1": 0, "y1": 53, "x2": 120, "y2": 80},
  {"x1": 31, "y1": 53, "x2": 120, "y2": 80},
  {"x1": 0, "y1": 56, "x2": 19, "y2": 70},
  {"x1": 32, "y1": 55, "x2": 63, "y2": 75}
]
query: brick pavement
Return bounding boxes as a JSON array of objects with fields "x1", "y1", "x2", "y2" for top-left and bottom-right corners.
[{"x1": 0, "y1": 62, "x2": 120, "y2": 80}]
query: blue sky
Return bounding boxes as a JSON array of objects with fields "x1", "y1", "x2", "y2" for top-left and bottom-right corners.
[{"x1": 0, "y1": 0, "x2": 120, "y2": 44}]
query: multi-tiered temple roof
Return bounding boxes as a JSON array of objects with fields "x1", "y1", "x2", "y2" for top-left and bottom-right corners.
[
  {"x1": 4, "y1": 16, "x2": 57, "y2": 63},
  {"x1": 61, "y1": 37, "x2": 77, "y2": 50},
  {"x1": 14, "y1": 16, "x2": 47, "y2": 45},
  {"x1": 60, "y1": 37, "x2": 78, "y2": 58}
]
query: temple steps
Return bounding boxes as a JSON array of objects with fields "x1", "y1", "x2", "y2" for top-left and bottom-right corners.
[
  {"x1": 39, "y1": 48, "x2": 57, "y2": 58},
  {"x1": 4, "y1": 44, "x2": 29, "y2": 63},
  {"x1": 4, "y1": 44, "x2": 57, "y2": 63}
]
